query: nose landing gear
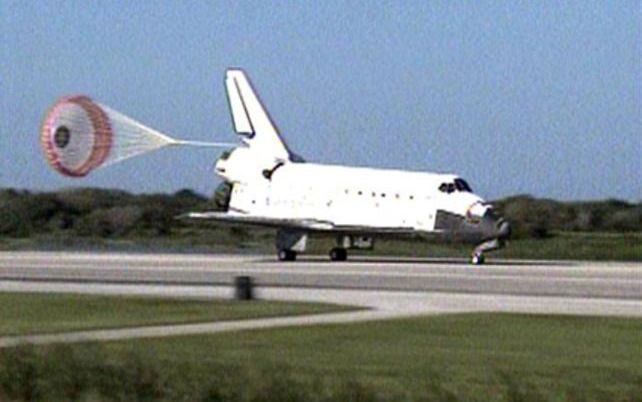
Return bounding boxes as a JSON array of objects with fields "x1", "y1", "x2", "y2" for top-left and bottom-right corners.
[
  {"x1": 471, "y1": 252, "x2": 485, "y2": 265},
  {"x1": 469, "y1": 219, "x2": 511, "y2": 265},
  {"x1": 471, "y1": 238, "x2": 504, "y2": 265}
]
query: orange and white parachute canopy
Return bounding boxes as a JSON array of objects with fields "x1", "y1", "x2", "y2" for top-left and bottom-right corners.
[{"x1": 40, "y1": 94, "x2": 235, "y2": 177}]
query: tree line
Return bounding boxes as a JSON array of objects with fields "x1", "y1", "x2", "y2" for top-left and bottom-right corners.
[{"x1": 0, "y1": 185, "x2": 640, "y2": 240}]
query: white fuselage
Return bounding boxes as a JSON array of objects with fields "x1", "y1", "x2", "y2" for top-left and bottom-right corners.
[{"x1": 215, "y1": 147, "x2": 487, "y2": 233}]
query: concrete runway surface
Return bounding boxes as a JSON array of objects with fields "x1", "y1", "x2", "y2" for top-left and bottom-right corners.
[{"x1": 0, "y1": 252, "x2": 640, "y2": 346}]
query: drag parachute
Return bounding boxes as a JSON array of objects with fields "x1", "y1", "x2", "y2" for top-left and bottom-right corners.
[{"x1": 40, "y1": 94, "x2": 234, "y2": 177}]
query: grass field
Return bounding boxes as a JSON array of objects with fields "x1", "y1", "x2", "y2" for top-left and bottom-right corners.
[
  {"x1": 107, "y1": 313, "x2": 642, "y2": 400},
  {"x1": 0, "y1": 292, "x2": 354, "y2": 337},
  {"x1": 493, "y1": 231, "x2": 642, "y2": 261},
  {"x1": 2, "y1": 313, "x2": 640, "y2": 401}
]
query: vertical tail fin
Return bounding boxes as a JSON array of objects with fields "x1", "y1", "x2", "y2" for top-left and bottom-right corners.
[{"x1": 225, "y1": 69, "x2": 298, "y2": 161}]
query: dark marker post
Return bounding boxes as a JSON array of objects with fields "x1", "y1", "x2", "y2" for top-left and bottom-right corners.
[{"x1": 234, "y1": 276, "x2": 254, "y2": 301}]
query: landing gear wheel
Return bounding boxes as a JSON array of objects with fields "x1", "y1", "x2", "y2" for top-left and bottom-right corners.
[
  {"x1": 471, "y1": 252, "x2": 485, "y2": 265},
  {"x1": 329, "y1": 248, "x2": 348, "y2": 262},
  {"x1": 277, "y1": 249, "x2": 297, "y2": 262}
]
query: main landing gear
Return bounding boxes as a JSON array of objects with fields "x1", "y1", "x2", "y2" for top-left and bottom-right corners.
[
  {"x1": 277, "y1": 249, "x2": 297, "y2": 262},
  {"x1": 275, "y1": 229, "x2": 306, "y2": 262},
  {"x1": 278, "y1": 248, "x2": 346, "y2": 262},
  {"x1": 275, "y1": 234, "x2": 369, "y2": 262}
]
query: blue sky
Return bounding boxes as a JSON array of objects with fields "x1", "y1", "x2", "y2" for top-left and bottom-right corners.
[{"x1": 1, "y1": 1, "x2": 640, "y2": 200}]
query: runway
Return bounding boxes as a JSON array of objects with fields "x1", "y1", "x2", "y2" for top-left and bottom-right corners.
[
  {"x1": 1, "y1": 252, "x2": 640, "y2": 299},
  {"x1": 0, "y1": 251, "x2": 641, "y2": 346}
]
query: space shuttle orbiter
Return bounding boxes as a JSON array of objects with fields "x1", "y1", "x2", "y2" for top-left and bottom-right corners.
[{"x1": 185, "y1": 69, "x2": 511, "y2": 264}]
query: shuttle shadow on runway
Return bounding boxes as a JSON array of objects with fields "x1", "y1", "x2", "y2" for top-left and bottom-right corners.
[{"x1": 255, "y1": 256, "x2": 571, "y2": 267}]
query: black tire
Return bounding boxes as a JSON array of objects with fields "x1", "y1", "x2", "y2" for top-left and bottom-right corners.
[
  {"x1": 471, "y1": 252, "x2": 485, "y2": 265},
  {"x1": 329, "y1": 248, "x2": 348, "y2": 262},
  {"x1": 278, "y1": 250, "x2": 296, "y2": 262}
]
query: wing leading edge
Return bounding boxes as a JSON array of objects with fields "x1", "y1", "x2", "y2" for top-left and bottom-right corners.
[{"x1": 180, "y1": 211, "x2": 417, "y2": 234}]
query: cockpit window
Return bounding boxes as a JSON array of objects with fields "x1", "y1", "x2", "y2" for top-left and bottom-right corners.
[
  {"x1": 438, "y1": 183, "x2": 455, "y2": 194},
  {"x1": 454, "y1": 178, "x2": 472, "y2": 192},
  {"x1": 447, "y1": 183, "x2": 455, "y2": 193},
  {"x1": 439, "y1": 179, "x2": 473, "y2": 194}
]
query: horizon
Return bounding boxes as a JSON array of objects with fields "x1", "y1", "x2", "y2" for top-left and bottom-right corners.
[{"x1": 2, "y1": 1, "x2": 640, "y2": 201}]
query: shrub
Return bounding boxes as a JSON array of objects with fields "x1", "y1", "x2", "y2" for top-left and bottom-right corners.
[
  {"x1": 75, "y1": 206, "x2": 143, "y2": 237},
  {"x1": 55, "y1": 188, "x2": 134, "y2": 214},
  {"x1": 0, "y1": 346, "x2": 40, "y2": 401}
]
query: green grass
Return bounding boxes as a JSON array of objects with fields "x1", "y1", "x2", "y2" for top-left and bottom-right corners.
[
  {"x1": 0, "y1": 292, "x2": 355, "y2": 337},
  {"x1": 110, "y1": 313, "x2": 642, "y2": 399},
  {"x1": 494, "y1": 231, "x2": 642, "y2": 261},
  {"x1": 2, "y1": 230, "x2": 640, "y2": 261},
  {"x1": 2, "y1": 313, "x2": 640, "y2": 401}
]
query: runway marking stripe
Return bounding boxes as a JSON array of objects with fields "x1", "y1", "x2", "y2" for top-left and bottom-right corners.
[{"x1": 2, "y1": 264, "x2": 642, "y2": 284}]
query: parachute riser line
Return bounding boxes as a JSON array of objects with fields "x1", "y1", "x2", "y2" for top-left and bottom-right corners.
[
  {"x1": 100, "y1": 104, "x2": 238, "y2": 149},
  {"x1": 168, "y1": 140, "x2": 239, "y2": 148}
]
